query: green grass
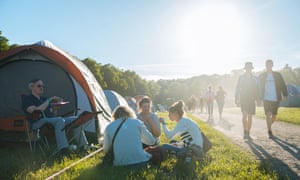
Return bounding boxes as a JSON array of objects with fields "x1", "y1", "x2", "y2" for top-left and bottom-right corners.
[
  {"x1": 224, "y1": 107, "x2": 300, "y2": 125},
  {"x1": 0, "y1": 113, "x2": 279, "y2": 179}
]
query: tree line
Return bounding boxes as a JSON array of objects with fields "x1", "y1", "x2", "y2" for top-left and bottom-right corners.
[{"x1": 1, "y1": 31, "x2": 300, "y2": 107}]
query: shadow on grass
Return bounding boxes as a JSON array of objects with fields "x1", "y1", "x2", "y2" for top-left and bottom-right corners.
[
  {"x1": 75, "y1": 157, "x2": 205, "y2": 180},
  {"x1": 245, "y1": 140, "x2": 299, "y2": 179},
  {"x1": 0, "y1": 145, "x2": 47, "y2": 179},
  {"x1": 0, "y1": 141, "x2": 67, "y2": 179}
]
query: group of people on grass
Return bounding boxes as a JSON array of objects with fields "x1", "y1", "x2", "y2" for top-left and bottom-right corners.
[
  {"x1": 235, "y1": 59, "x2": 287, "y2": 140},
  {"x1": 22, "y1": 80, "x2": 205, "y2": 166},
  {"x1": 103, "y1": 96, "x2": 204, "y2": 167}
]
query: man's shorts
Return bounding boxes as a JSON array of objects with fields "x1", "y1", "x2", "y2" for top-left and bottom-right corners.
[
  {"x1": 240, "y1": 99, "x2": 256, "y2": 114},
  {"x1": 263, "y1": 100, "x2": 280, "y2": 115}
]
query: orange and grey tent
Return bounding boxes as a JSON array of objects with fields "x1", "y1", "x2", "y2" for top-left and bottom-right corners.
[{"x1": 0, "y1": 40, "x2": 111, "y2": 143}]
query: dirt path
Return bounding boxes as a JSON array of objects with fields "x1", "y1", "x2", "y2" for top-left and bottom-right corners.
[{"x1": 193, "y1": 112, "x2": 300, "y2": 179}]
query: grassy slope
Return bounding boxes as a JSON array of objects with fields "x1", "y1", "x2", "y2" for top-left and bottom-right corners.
[{"x1": 1, "y1": 113, "x2": 279, "y2": 179}]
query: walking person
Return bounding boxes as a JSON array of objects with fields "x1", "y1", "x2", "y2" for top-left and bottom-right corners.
[
  {"x1": 215, "y1": 86, "x2": 226, "y2": 121},
  {"x1": 235, "y1": 62, "x2": 260, "y2": 140},
  {"x1": 199, "y1": 96, "x2": 204, "y2": 113},
  {"x1": 259, "y1": 59, "x2": 288, "y2": 138},
  {"x1": 204, "y1": 86, "x2": 215, "y2": 123}
]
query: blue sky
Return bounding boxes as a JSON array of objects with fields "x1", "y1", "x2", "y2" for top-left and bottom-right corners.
[{"x1": 1, "y1": 0, "x2": 300, "y2": 80}]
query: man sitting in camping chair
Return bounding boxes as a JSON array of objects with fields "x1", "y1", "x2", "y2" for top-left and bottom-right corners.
[{"x1": 22, "y1": 78, "x2": 97, "y2": 157}]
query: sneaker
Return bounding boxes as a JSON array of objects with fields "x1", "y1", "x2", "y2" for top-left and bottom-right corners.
[
  {"x1": 60, "y1": 147, "x2": 72, "y2": 159},
  {"x1": 247, "y1": 135, "x2": 252, "y2": 141},
  {"x1": 243, "y1": 131, "x2": 252, "y2": 140},
  {"x1": 77, "y1": 145, "x2": 90, "y2": 156},
  {"x1": 268, "y1": 130, "x2": 274, "y2": 139},
  {"x1": 243, "y1": 131, "x2": 248, "y2": 139}
]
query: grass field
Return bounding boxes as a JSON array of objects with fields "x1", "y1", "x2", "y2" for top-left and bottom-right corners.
[
  {"x1": 224, "y1": 107, "x2": 300, "y2": 125},
  {"x1": 0, "y1": 113, "x2": 279, "y2": 179}
]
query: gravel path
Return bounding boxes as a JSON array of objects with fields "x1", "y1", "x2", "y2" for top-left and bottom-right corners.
[{"x1": 193, "y1": 112, "x2": 300, "y2": 179}]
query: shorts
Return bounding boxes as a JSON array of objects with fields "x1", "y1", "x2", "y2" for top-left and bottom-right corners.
[
  {"x1": 263, "y1": 100, "x2": 280, "y2": 115},
  {"x1": 240, "y1": 98, "x2": 255, "y2": 114}
]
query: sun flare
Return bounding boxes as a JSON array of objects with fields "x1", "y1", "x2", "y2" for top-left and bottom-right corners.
[{"x1": 177, "y1": 3, "x2": 248, "y2": 74}]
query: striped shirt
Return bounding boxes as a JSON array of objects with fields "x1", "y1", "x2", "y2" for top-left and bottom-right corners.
[{"x1": 162, "y1": 117, "x2": 203, "y2": 147}]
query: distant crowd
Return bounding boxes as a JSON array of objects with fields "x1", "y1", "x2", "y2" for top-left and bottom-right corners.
[{"x1": 186, "y1": 59, "x2": 287, "y2": 140}]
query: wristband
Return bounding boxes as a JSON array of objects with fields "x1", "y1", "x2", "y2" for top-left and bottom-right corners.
[
  {"x1": 47, "y1": 98, "x2": 52, "y2": 103},
  {"x1": 161, "y1": 121, "x2": 166, "y2": 125}
]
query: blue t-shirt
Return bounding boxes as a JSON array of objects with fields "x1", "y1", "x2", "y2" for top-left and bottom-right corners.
[{"x1": 22, "y1": 94, "x2": 53, "y2": 117}]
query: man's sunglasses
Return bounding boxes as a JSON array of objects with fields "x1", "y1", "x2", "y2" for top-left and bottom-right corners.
[{"x1": 36, "y1": 84, "x2": 45, "y2": 88}]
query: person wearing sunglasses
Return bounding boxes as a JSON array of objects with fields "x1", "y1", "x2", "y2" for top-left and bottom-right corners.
[{"x1": 22, "y1": 78, "x2": 89, "y2": 157}]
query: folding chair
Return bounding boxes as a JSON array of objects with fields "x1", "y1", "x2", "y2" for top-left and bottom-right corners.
[
  {"x1": 25, "y1": 110, "x2": 50, "y2": 154},
  {"x1": 62, "y1": 111, "x2": 102, "y2": 147},
  {"x1": 21, "y1": 94, "x2": 50, "y2": 154}
]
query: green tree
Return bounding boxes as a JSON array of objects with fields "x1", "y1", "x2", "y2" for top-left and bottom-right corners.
[
  {"x1": 102, "y1": 64, "x2": 128, "y2": 93},
  {"x1": 0, "y1": 31, "x2": 10, "y2": 52},
  {"x1": 82, "y1": 58, "x2": 107, "y2": 88},
  {"x1": 280, "y1": 64, "x2": 297, "y2": 84},
  {"x1": 122, "y1": 70, "x2": 137, "y2": 96}
]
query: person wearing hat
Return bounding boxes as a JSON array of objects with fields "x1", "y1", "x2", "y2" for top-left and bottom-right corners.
[
  {"x1": 235, "y1": 62, "x2": 261, "y2": 140},
  {"x1": 259, "y1": 59, "x2": 287, "y2": 138}
]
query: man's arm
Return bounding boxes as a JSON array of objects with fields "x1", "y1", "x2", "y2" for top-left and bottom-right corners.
[
  {"x1": 278, "y1": 72, "x2": 288, "y2": 100},
  {"x1": 26, "y1": 101, "x2": 49, "y2": 114},
  {"x1": 25, "y1": 96, "x2": 61, "y2": 113}
]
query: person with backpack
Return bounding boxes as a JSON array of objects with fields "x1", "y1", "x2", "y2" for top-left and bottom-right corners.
[
  {"x1": 159, "y1": 100, "x2": 204, "y2": 161},
  {"x1": 103, "y1": 105, "x2": 157, "y2": 167}
]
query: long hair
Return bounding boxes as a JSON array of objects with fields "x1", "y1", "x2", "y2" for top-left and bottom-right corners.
[{"x1": 168, "y1": 100, "x2": 185, "y2": 118}]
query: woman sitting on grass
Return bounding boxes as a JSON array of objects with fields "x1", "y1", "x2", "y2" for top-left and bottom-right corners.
[
  {"x1": 103, "y1": 105, "x2": 157, "y2": 167},
  {"x1": 160, "y1": 100, "x2": 204, "y2": 159}
]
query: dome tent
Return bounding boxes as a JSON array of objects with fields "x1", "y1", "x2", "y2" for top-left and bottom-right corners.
[
  {"x1": 103, "y1": 90, "x2": 129, "y2": 112},
  {"x1": 280, "y1": 84, "x2": 300, "y2": 107},
  {"x1": 0, "y1": 40, "x2": 112, "y2": 143}
]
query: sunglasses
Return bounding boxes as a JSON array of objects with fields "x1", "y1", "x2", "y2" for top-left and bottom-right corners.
[{"x1": 36, "y1": 84, "x2": 45, "y2": 88}]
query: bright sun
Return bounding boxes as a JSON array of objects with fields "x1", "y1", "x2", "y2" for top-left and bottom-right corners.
[{"x1": 177, "y1": 2, "x2": 248, "y2": 74}]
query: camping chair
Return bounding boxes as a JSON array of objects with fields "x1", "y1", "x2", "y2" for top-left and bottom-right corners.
[
  {"x1": 62, "y1": 111, "x2": 102, "y2": 145},
  {"x1": 25, "y1": 110, "x2": 50, "y2": 154},
  {"x1": 44, "y1": 110, "x2": 102, "y2": 157},
  {"x1": 21, "y1": 95, "x2": 50, "y2": 154}
]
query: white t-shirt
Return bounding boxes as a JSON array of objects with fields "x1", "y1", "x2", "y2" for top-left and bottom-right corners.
[
  {"x1": 162, "y1": 117, "x2": 203, "y2": 147},
  {"x1": 264, "y1": 73, "x2": 277, "y2": 101},
  {"x1": 204, "y1": 90, "x2": 215, "y2": 103}
]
